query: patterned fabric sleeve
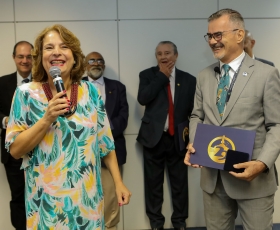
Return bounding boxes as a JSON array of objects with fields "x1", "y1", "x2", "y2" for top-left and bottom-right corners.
[
  {"x1": 87, "y1": 82, "x2": 115, "y2": 158},
  {"x1": 5, "y1": 87, "x2": 30, "y2": 153}
]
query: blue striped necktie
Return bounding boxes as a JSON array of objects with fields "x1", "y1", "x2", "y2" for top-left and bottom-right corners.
[{"x1": 216, "y1": 64, "x2": 230, "y2": 118}]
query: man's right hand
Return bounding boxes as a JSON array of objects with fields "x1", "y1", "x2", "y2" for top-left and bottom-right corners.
[
  {"x1": 184, "y1": 143, "x2": 201, "y2": 168},
  {"x1": 159, "y1": 61, "x2": 174, "y2": 77}
]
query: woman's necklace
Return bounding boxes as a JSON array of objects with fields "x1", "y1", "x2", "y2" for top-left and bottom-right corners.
[{"x1": 42, "y1": 82, "x2": 78, "y2": 117}]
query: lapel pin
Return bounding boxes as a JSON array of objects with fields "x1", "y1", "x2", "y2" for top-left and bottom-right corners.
[
  {"x1": 109, "y1": 91, "x2": 112, "y2": 94},
  {"x1": 177, "y1": 83, "x2": 180, "y2": 86},
  {"x1": 242, "y1": 72, "x2": 248, "y2": 76}
]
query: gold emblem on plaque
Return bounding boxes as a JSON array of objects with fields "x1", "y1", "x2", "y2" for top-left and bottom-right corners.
[
  {"x1": 207, "y1": 135, "x2": 235, "y2": 163},
  {"x1": 182, "y1": 127, "x2": 189, "y2": 142}
]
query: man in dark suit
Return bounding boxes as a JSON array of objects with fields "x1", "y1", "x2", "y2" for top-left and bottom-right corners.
[
  {"x1": 0, "y1": 41, "x2": 33, "y2": 230},
  {"x1": 137, "y1": 41, "x2": 196, "y2": 230},
  {"x1": 83, "y1": 51, "x2": 128, "y2": 230},
  {"x1": 244, "y1": 29, "x2": 275, "y2": 66}
]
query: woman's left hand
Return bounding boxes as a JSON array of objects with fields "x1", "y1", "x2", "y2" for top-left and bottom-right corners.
[{"x1": 115, "y1": 183, "x2": 132, "y2": 206}]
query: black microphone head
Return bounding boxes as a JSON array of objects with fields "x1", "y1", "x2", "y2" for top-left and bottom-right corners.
[
  {"x1": 214, "y1": 66, "x2": 221, "y2": 74},
  {"x1": 49, "y1": 66, "x2": 61, "y2": 79}
]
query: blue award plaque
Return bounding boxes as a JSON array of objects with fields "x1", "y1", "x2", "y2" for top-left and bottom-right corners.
[{"x1": 190, "y1": 123, "x2": 256, "y2": 170}]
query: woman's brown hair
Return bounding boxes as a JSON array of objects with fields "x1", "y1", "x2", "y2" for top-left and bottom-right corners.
[{"x1": 32, "y1": 24, "x2": 85, "y2": 83}]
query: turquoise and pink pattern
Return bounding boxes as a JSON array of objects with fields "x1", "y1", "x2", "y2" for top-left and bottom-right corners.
[{"x1": 5, "y1": 81, "x2": 115, "y2": 230}]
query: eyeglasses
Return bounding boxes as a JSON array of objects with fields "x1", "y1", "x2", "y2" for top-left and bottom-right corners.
[
  {"x1": 88, "y1": 59, "x2": 105, "y2": 65},
  {"x1": 204, "y1": 29, "x2": 239, "y2": 42}
]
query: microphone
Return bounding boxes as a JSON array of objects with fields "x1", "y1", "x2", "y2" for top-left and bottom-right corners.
[
  {"x1": 214, "y1": 66, "x2": 221, "y2": 75},
  {"x1": 49, "y1": 66, "x2": 66, "y2": 97},
  {"x1": 49, "y1": 66, "x2": 71, "y2": 116}
]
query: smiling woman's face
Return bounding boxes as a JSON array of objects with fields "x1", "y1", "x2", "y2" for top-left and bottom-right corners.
[{"x1": 42, "y1": 30, "x2": 74, "y2": 78}]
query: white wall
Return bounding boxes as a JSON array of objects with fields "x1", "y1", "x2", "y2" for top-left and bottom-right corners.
[{"x1": 0, "y1": 0, "x2": 279, "y2": 229}]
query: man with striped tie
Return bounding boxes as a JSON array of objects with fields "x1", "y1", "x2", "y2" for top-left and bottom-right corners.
[
  {"x1": 0, "y1": 41, "x2": 33, "y2": 230},
  {"x1": 184, "y1": 9, "x2": 280, "y2": 230}
]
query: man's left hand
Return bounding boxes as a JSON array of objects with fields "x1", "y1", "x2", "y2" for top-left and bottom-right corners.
[{"x1": 229, "y1": 160, "x2": 267, "y2": 181}]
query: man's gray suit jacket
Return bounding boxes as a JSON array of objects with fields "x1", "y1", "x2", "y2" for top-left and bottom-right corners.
[{"x1": 189, "y1": 54, "x2": 280, "y2": 199}]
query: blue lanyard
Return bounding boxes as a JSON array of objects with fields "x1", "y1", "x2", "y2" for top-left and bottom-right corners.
[{"x1": 223, "y1": 58, "x2": 245, "y2": 103}]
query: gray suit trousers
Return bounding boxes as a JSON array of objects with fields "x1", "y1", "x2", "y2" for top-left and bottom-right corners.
[{"x1": 203, "y1": 172, "x2": 274, "y2": 230}]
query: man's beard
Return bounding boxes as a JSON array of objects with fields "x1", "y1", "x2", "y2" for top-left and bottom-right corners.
[
  {"x1": 88, "y1": 67, "x2": 104, "y2": 79},
  {"x1": 211, "y1": 43, "x2": 225, "y2": 60},
  {"x1": 213, "y1": 52, "x2": 225, "y2": 60}
]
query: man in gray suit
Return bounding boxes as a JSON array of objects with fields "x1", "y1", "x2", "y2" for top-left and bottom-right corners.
[
  {"x1": 244, "y1": 29, "x2": 275, "y2": 66},
  {"x1": 184, "y1": 9, "x2": 280, "y2": 230}
]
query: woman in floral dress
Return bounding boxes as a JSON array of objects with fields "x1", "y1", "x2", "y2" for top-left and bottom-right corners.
[{"x1": 5, "y1": 24, "x2": 131, "y2": 230}]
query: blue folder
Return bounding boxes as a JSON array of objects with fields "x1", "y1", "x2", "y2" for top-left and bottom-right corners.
[{"x1": 190, "y1": 123, "x2": 256, "y2": 170}]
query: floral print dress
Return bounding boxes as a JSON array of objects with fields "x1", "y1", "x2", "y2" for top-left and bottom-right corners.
[{"x1": 5, "y1": 81, "x2": 115, "y2": 230}]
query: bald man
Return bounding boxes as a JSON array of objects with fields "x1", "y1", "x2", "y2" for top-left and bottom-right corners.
[
  {"x1": 83, "y1": 52, "x2": 129, "y2": 230},
  {"x1": 244, "y1": 30, "x2": 274, "y2": 66}
]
